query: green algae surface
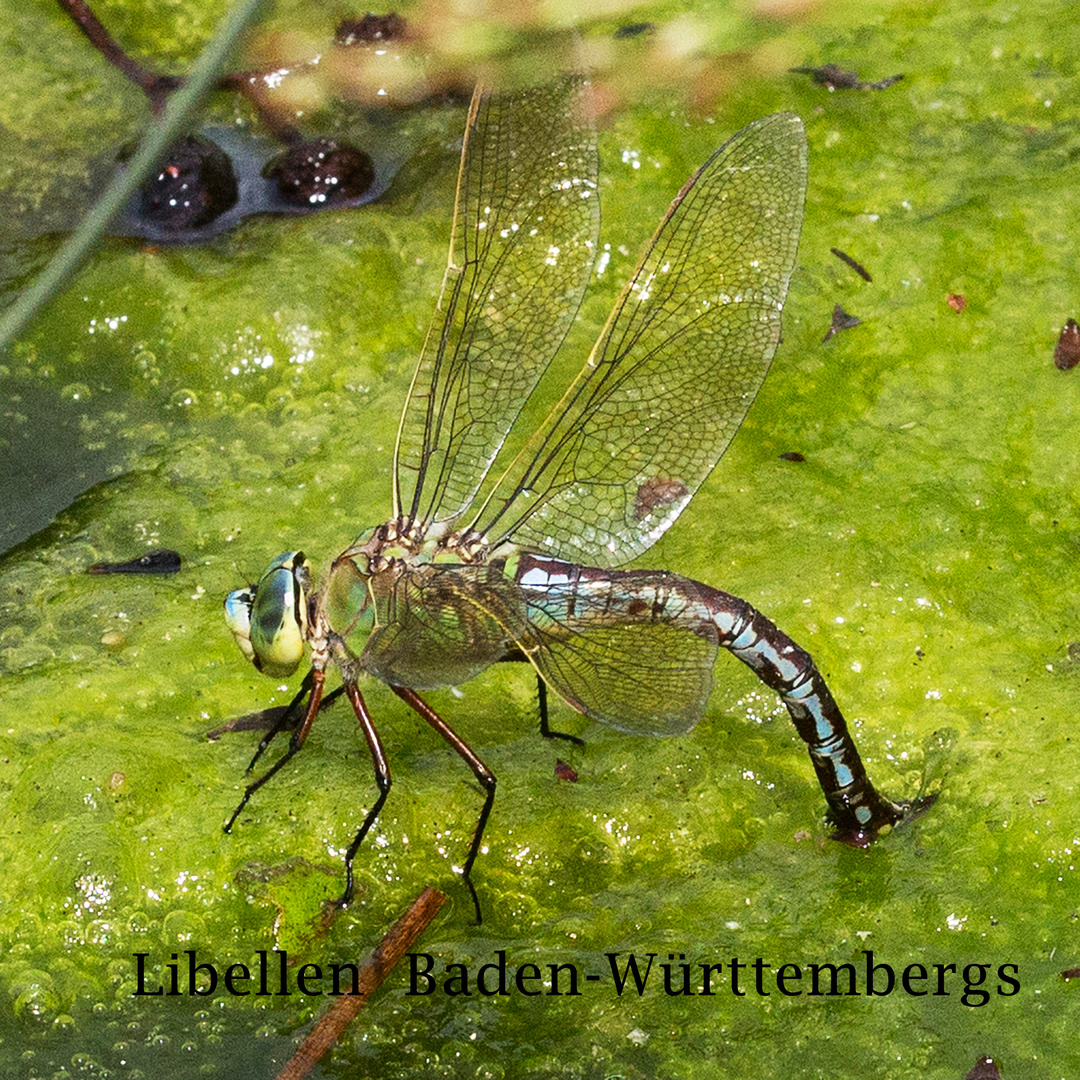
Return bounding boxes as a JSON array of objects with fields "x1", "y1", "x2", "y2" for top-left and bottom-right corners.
[{"x1": 1, "y1": 1, "x2": 1079, "y2": 1077}]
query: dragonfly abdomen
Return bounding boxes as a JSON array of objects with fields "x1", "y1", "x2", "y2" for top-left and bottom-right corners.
[
  {"x1": 514, "y1": 551, "x2": 701, "y2": 627},
  {"x1": 513, "y1": 551, "x2": 901, "y2": 839}
]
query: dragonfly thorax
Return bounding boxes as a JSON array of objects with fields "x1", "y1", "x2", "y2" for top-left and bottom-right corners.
[{"x1": 342, "y1": 517, "x2": 490, "y2": 573}]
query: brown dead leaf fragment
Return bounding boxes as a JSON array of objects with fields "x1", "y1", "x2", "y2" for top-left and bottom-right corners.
[
  {"x1": 555, "y1": 759, "x2": 579, "y2": 782},
  {"x1": 1053, "y1": 318, "x2": 1080, "y2": 370},
  {"x1": 822, "y1": 304, "x2": 861, "y2": 342},
  {"x1": 963, "y1": 1055, "x2": 1000, "y2": 1080},
  {"x1": 791, "y1": 64, "x2": 904, "y2": 91},
  {"x1": 947, "y1": 293, "x2": 967, "y2": 313},
  {"x1": 830, "y1": 247, "x2": 872, "y2": 282},
  {"x1": 335, "y1": 13, "x2": 408, "y2": 44},
  {"x1": 633, "y1": 477, "x2": 690, "y2": 520},
  {"x1": 87, "y1": 548, "x2": 182, "y2": 574}
]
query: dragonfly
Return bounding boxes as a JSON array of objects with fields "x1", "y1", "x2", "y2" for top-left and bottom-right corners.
[{"x1": 223, "y1": 79, "x2": 904, "y2": 923}]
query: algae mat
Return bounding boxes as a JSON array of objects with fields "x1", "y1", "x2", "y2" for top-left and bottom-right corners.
[{"x1": 1, "y1": 1, "x2": 1078, "y2": 1076}]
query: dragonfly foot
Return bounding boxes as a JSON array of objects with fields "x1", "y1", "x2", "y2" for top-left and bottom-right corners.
[
  {"x1": 831, "y1": 822, "x2": 889, "y2": 849},
  {"x1": 828, "y1": 791, "x2": 907, "y2": 847},
  {"x1": 540, "y1": 726, "x2": 585, "y2": 748},
  {"x1": 464, "y1": 876, "x2": 484, "y2": 926}
]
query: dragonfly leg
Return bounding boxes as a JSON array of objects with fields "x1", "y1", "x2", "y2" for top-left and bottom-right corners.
[
  {"x1": 499, "y1": 648, "x2": 584, "y2": 746},
  {"x1": 223, "y1": 667, "x2": 326, "y2": 834},
  {"x1": 535, "y1": 674, "x2": 585, "y2": 747},
  {"x1": 391, "y1": 686, "x2": 495, "y2": 925},
  {"x1": 331, "y1": 682, "x2": 392, "y2": 910},
  {"x1": 242, "y1": 673, "x2": 345, "y2": 773},
  {"x1": 705, "y1": 587, "x2": 904, "y2": 843}
]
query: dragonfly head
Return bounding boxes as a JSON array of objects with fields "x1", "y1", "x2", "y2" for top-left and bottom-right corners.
[{"x1": 224, "y1": 551, "x2": 313, "y2": 677}]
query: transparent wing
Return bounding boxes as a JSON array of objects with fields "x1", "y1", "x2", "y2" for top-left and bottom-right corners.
[
  {"x1": 359, "y1": 562, "x2": 529, "y2": 690},
  {"x1": 474, "y1": 113, "x2": 807, "y2": 568},
  {"x1": 393, "y1": 79, "x2": 600, "y2": 530},
  {"x1": 525, "y1": 614, "x2": 718, "y2": 737}
]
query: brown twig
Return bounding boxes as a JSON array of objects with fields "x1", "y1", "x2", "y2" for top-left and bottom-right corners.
[
  {"x1": 58, "y1": 0, "x2": 288, "y2": 129},
  {"x1": 274, "y1": 887, "x2": 448, "y2": 1080},
  {"x1": 59, "y1": 0, "x2": 457, "y2": 143},
  {"x1": 57, "y1": 0, "x2": 180, "y2": 111}
]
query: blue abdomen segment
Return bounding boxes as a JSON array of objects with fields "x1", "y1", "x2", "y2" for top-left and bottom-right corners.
[{"x1": 710, "y1": 592, "x2": 903, "y2": 841}]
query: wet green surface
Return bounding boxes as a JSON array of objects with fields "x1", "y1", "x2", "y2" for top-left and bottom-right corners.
[{"x1": 1, "y1": 0, "x2": 1079, "y2": 1077}]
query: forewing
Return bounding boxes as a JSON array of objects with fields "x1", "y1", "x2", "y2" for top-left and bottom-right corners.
[
  {"x1": 478, "y1": 113, "x2": 807, "y2": 567},
  {"x1": 393, "y1": 79, "x2": 600, "y2": 529}
]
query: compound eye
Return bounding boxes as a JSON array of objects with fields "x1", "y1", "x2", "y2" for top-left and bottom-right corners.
[
  {"x1": 223, "y1": 587, "x2": 256, "y2": 663},
  {"x1": 226, "y1": 552, "x2": 312, "y2": 677}
]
